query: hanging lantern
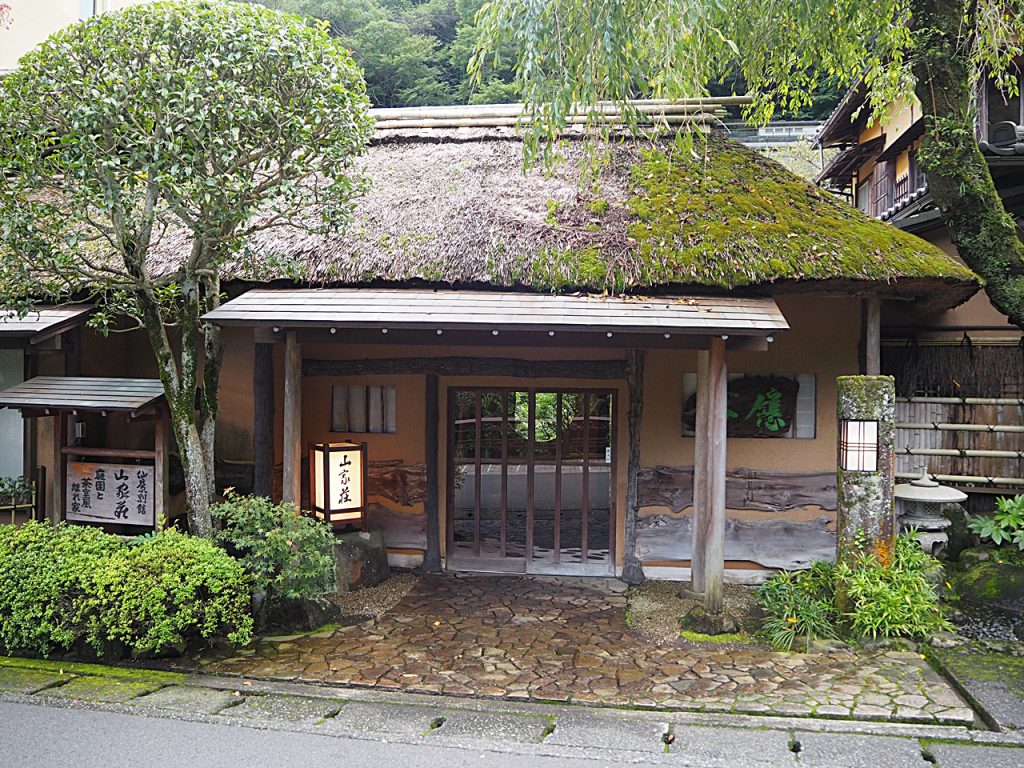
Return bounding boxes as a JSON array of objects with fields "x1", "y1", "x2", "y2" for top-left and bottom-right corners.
[{"x1": 309, "y1": 441, "x2": 367, "y2": 527}]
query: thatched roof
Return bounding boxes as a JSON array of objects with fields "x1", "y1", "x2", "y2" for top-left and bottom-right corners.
[{"x1": 191, "y1": 127, "x2": 980, "y2": 307}]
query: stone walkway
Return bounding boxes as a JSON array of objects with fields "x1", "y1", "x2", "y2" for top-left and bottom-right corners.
[{"x1": 184, "y1": 575, "x2": 974, "y2": 725}]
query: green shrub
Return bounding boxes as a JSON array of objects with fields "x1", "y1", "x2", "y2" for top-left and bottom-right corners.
[
  {"x1": 968, "y1": 495, "x2": 1024, "y2": 551},
  {"x1": 212, "y1": 491, "x2": 336, "y2": 605},
  {"x1": 0, "y1": 521, "x2": 121, "y2": 655},
  {"x1": 836, "y1": 534, "x2": 951, "y2": 641},
  {"x1": 756, "y1": 565, "x2": 838, "y2": 651},
  {"x1": 0, "y1": 521, "x2": 253, "y2": 658},
  {"x1": 757, "y1": 534, "x2": 950, "y2": 650},
  {"x1": 87, "y1": 530, "x2": 253, "y2": 655}
]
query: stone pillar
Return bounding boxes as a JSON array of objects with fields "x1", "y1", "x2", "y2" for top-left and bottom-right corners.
[{"x1": 836, "y1": 375, "x2": 896, "y2": 569}]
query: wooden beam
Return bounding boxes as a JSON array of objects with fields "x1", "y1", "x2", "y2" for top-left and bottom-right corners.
[
  {"x1": 864, "y1": 297, "x2": 881, "y2": 375},
  {"x1": 621, "y1": 349, "x2": 645, "y2": 584},
  {"x1": 154, "y1": 414, "x2": 168, "y2": 531},
  {"x1": 49, "y1": 413, "x2": 64, "y2": 524},
  {"x1": 305, "y1": 357, "x2": 629, "y2": 380},
  {"x1": 282, "y1": 331, "x2": 302, "y2": 508},
  {"x1": 423, "y1": 373, "x2": 441, "y2": 571},
  {"x1": 253, "y1": 343, "x2": 275, "y2": 498},
  {"x1": 691, "y1": 349, "x2": 710, "y2": 593},
  {"x1": 702, "y1": 336, "x2": 728, "y2": 614}
]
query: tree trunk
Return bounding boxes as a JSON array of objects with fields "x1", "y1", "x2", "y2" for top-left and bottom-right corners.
[
  {"x1": 910, "y1": 0, "x2": 1024, "y2": 329},
  {"x1": 199, "y1": 272, "x2": 223, "y2": 503}
]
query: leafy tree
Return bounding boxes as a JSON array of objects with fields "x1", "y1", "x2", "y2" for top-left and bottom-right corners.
[
  {"x1": 245, "y1": 0, "x2": 518, "y2": 105},
  {"x1": 347, "y1": 17, "x2": 451, "y2": 105},
  {"x1": 472, "y1": 0, "x2": 1024, "y2": 328},
  {"x1": 0, "y1": 1, "x2": 373, "y2": 536}
]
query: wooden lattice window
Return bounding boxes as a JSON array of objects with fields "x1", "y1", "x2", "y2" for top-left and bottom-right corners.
[{"x1": 331, "y1": 384, "x2": 397, "y2": 434}]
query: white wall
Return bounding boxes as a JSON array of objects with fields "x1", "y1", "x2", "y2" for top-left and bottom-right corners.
[
  {"x1": 0, "y1": 350, "x2": 24, "y2": 478},
  {"x1": 0, "y1": 0, "x2": 151, "y2": 72}
]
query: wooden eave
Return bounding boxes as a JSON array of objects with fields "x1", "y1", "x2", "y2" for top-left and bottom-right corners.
[
  {"x1": 0, "y1": 376, "x2": 165, "y2": 417},
  {"x1": 0, "y1": 305, "x2": 93, "y2": 344},
  {"x1": 203, "y1": 288, "x2": 790, "y2": 342}
]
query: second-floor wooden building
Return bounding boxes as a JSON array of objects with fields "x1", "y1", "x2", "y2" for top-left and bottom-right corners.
[{"x1": 816, "y1": 76, "x2": 1024, "y2": 503}]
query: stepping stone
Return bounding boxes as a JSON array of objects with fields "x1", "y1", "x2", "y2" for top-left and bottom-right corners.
[
  {"x1": 666, "y1": 724, "x2": 797, "y2": 767},
  {"x1": 794, "y1": 732, "x2": 929, "y2": 768},
  {"x1": 0, "y1": 667, "x2": 72, "y2": 695},
  {"x1": 926, "y1": 743, "x2": 1024, "y2": 768},
  {"x1": 43, "y1": 676, "x2": 162, "y2": 703},
  {"x1": 131, "y1": 685, "x2": 242, "y2": 715},
  {"x1": 545, "y1": 713, "x2": 668, "y2": 752},
  {"x1": 221, "y1": 694, "x2": 341, "y2": 723},
  {"x1": 320, "y1": 701, "x2": 446, "y2": 739},
  {"x1": 427, "y1": 710, "x2": 551, "y2": 745}
]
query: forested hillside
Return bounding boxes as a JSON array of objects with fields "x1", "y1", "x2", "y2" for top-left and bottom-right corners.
[
  {"x1": 245, "y1": 1, "x2": 841, "y2": 116},
  {"x1": 244, "y1": 0, "x2": 517, "y2": 107}
]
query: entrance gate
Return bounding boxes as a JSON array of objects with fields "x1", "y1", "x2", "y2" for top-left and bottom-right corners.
[{"x1": 446, "y1": 388, "x2": 615, "y2": 575}]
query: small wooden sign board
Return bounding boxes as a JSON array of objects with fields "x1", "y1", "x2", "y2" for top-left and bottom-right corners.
[{"x1": 66, "y1": 461, "x2": 155, "y2": 528}]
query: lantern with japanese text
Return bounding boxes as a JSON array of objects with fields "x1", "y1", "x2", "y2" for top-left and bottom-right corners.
[{"x1": 309, "y1": 442, "x2": 367, "y2": 527}]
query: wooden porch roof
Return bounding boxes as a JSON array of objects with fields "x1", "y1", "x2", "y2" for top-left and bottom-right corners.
[
  {"x1": 0, "y1": 306, "x2": 92, "y2": 344},
  {"x1": 204, "y1": 289, "x2": 788, "y2": 337},
  {"x1": 0, "y1": 377, "x2": 165, "y2": 414}
]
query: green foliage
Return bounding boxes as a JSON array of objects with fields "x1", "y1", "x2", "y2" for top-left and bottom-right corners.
[
  {"x1": 0, "y1": 522, "x2": 122, "y2": 656},
  {"x1": 835, "y1": 535, "x2": 951, "y2": 641},
  {"x1": 757, "y1": 536, "x2": 950, "y2": 650},
  {"x1": 0, "y1": 522, "x2": 252, "y2": 657},
  {"x1": 0, "y1": 1, "x2": 373, "y2": 536},
  {"x1": 0, "y1": 476, "x2": 34, "y2": 506},
  {"x1": 248, "y1": 0, "x2": 518, "y2": 106},
  {"x1": 212, "y1": 491, "x2": 336, "y2": 604},
  {"x1": 87, "y1": 530, "x2": 254, "y2": 654},
  {"x1": 756, "y1": 565, "x2": 838, "y2": 651},
  {"x1": 968, "y1": 495, "x2": 1024, "y2": 552}
]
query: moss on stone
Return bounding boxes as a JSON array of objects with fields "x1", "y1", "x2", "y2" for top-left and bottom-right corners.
[
  {"x1": 0, "y1": 655, "x2": 186, "y2": 685},
  {"x1": 679, "y1": 629, "x2": 750, "y2": 645}
]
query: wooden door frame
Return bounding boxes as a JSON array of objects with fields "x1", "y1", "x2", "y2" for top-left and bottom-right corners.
[{"x1": 444, "y1": 385, "x2": 618, "y2": 576}]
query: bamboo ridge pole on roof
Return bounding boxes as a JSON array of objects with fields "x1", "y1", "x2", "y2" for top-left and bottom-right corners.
[
  {"x1": 373, "y1": 113, "x2": 726, "y2": 130},
  {"x1": 368, "y1": 97, "x2": 753, "y2": 121}
]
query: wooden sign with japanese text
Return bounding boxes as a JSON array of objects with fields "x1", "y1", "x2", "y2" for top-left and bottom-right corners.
[{"x1": 66, "y1": 461, "x2": 155, "y2": 527}]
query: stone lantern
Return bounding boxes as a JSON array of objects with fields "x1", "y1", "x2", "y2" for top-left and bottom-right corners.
[{"x1": 894, "y1": 468, "x2": 967, "y2": 557}]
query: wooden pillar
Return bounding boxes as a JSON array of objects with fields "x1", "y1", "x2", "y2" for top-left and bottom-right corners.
[
  {"x1": 702, "y1": 336, "x2": 728, "y2": 614},
  {"x1": 864, "y1": 297, "x2": 881, "y2": 375},
  {"x1": 154, "y1": 413, "x2": 169, "y2": 531},
  {"x1": 423, "y1": 373, "x2": 441, "y2": 571},
  {"x1": 49, "y1": 412, "x2": 65, "y2": 524},
  {"x1": 282, "y1": 331, "x2": 302, "y2": 508},
  {"x1": 690, "y1": 349, "x2": 710, "y2": 593},
  {"x1": 253, "y1": 343, "x2": 275, "y2": 498},
  {"x1": 621, "y1": 349, "x2": 645, "y2": 585}
]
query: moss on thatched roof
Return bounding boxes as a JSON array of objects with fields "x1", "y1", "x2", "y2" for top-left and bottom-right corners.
[{"x1": 204, "y1": 130, "x2": 978, "y2": 305}]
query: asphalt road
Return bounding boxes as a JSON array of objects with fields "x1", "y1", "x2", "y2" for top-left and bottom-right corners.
[
  {"x1": 0, "y1": 701, "x2": 636, "y2": 768},
  {"x1": 3, "y1": 697, "x2": 1023, "y2": 768}
]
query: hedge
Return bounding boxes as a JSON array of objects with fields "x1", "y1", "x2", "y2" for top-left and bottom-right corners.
[{"x1": 0, "y1": 522, "x2": 253, "y2": 658}]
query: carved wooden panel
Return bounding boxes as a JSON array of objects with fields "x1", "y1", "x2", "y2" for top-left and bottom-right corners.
[
  {"x1": 635, "y1": 514, "x2": 835, "y2": 570},
  {"x1": 366, "y1": 461, "x2": 427, "y2": 507},
  {"x1": 637, "y1": 466, "x2": 837, "y2": 513}
]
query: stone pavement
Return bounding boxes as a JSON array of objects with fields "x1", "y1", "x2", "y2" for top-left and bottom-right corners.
[
  {"x1": 181, "y1": 574, "x2": 975, "y2": 725},
  {"x1": 2, "y1": 656, "x2": 1022, "y2": 768}
]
